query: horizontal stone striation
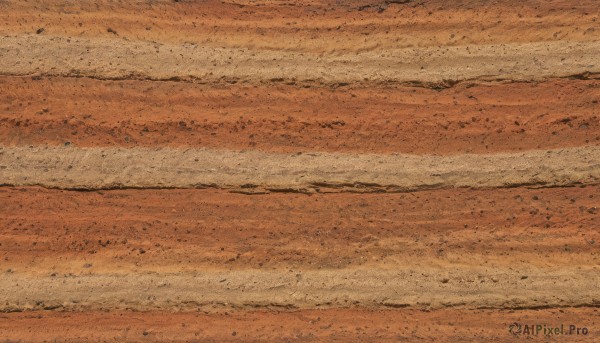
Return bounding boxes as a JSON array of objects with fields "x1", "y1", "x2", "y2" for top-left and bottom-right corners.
[
  {"x1": 1, "y1": 35, "x2": 599, "y2": 85},
  {"x1": 0, "y1": 145, "x2": 599, "y2": 191},
  {"x1": 2, "y1": 267, "x2": 599, "y2": 312}
]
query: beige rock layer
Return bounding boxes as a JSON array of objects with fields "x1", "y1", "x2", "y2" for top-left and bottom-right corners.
[
  {"x1": 2, "y1": 266, "x2": 599, "y2": 312},
  {"x1": 0, "y1": 145, "x2": 598, "y2": 191},
  {"x1": 1, "y1": 35, "x2": 599, "y2": 85}
]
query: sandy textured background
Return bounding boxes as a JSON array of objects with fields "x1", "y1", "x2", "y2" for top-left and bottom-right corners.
[{"x1": 0, "y1": 0, "x2": 599, "y2": 341}]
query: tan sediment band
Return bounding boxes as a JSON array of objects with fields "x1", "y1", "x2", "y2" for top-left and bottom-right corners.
[
  {"x1": 2, "y1": 266, "x2": 599, "y2": 312},
  {"x1": 1, "y1": 35, "x2": 599, "y2": 85},
  {"x1": 0, "y1": 145, "x2": 598, "y2": 191}
]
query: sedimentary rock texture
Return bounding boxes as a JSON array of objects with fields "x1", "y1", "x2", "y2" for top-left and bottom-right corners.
[{"x1": 0, "y1": 0, "x2": 599, "y2": 341}]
